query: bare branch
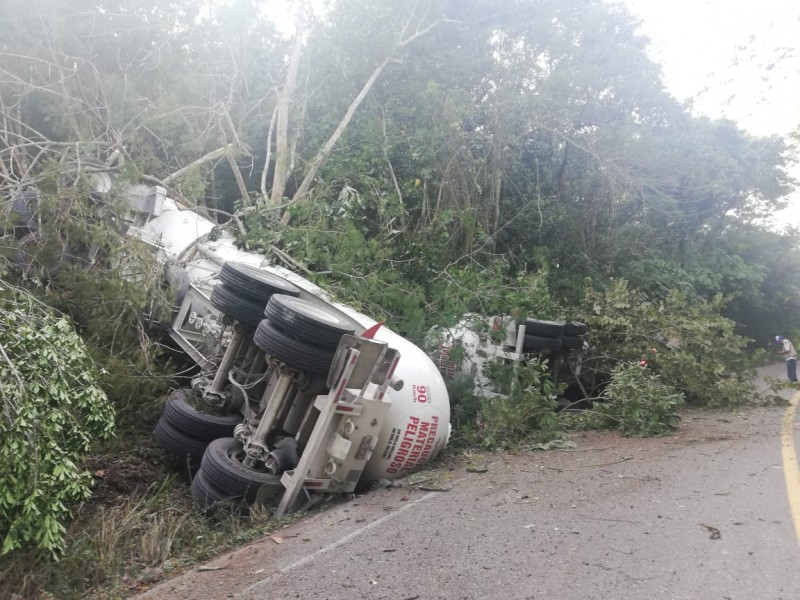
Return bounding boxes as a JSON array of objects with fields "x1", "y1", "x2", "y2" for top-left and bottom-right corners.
[
  {"x1": 226, "y1": 149, "x2": 252, "y2": 208},
  {"x1": 281, "y1": 56, "x2": 392, "y2": 223},
  {"x1": 280, "y1": 11, "x2": 447, "y2": 223},
  {"x1": 161, "y1": 144, "x2": 233, "y2": 186}
]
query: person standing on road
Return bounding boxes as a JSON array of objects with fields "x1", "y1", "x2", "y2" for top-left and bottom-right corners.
[{"x1": 775, "y1": 335, "x2": 798, "y2": 382}]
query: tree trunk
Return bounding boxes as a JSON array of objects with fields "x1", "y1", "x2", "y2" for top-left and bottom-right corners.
[{"x1": 270, "y1": 1, "x2": 308, "y2": 207}]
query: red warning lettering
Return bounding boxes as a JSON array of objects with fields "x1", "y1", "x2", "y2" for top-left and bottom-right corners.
[{"x1": 386, "y1": 415, "x2": 440, "y2": 474}]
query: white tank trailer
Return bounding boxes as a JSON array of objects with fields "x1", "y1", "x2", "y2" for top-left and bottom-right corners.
[{"x1": 120, "y1": 185, "x2": 452, "y2": 515}]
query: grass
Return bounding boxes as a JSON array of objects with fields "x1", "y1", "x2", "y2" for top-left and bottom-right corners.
[{"x1": 0, "y1": 433, "x2": 293, "y2": 600}]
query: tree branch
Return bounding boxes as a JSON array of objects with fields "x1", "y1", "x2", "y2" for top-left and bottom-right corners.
[
  {"x1": 226, "y1": 149, "x2": 252, "y2": 208},
  {"x1": 162, "y1": 144, "x2": 233, "y2": 186}
]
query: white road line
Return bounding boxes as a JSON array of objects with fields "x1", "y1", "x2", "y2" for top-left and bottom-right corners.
[
  {"x1": 238, "y1": 491, "x2": 438, "y2": 597},
  {"x1": 781, "y1": 390, "x2": 800, "y2": 547}
]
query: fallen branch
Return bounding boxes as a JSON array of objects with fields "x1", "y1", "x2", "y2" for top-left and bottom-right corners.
[
  {"x1": 580, "y1": 456, "x2": 633, "y2": 467},
  {"x1": 162, "y1": 144, "x2": 233, "y2": 186},
  {"x1": 268, "y1": 245, "x2": 314, "y2": 275},
  {"x1": 226, "y1": 150, "x2": 252, "y2": 208}
]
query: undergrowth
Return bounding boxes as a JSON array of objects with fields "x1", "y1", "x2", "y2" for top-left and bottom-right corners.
[{"x1": 0, "y1": 436, "x2": 294, "y2": 600}]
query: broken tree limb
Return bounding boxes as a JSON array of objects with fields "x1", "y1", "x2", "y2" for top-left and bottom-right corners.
[
  {"x1": 162, "y1": 144, "x2": 233, "y2": 186},
  {"x1": 281, "y1": 54, "x2": 393, "y2": 222},
  {"x1": 280, "y1": 15, "x2": 448, "y2": 224},
  {"x1": 226, "y1": 150, "x2": 252, "y2": 208}
]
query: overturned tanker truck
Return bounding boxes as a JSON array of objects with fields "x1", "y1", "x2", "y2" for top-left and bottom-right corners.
[{"x1": 110, "y1": 184, "x2": 452, "y2": 516}]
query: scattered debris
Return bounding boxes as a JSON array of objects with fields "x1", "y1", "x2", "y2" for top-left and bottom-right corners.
[
  {"x1": 269, "y1": 535, "x2": 284, "y2": 544},
  {"x1": 700, "y1": 523, "x2": 721, "y2": 540},
  {"x1": 418, "y1": 485, "x2": 451, "y2": 492},
  {"x1": 466, "y1": 466, "x2": 488, "y2": 473},
  {"x1": 581, "y1": 455, "x2": 633, "y2": 467},
  {"x1": 197, "y1": 566, "x2": 226, "y2": 572}
]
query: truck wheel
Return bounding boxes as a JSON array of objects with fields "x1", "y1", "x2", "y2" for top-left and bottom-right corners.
[
  {"x1": 522, "y1": 334, "x2": 563, "y2": 352},
  {"x1": 218, "y1": 262, "x2": 301, "y2": 303},
  {"x1": 253, "y1": 319, "x2": 337, "y2": 374},
  {"x1": 162, "y1": 388, "x2": 242, "y2": 441},
  {"x1": 164, "y1": 263, "x2": 191, "y2": 305},
  {"x1": 524, "y1": 319, "x2": 565, "y2": 338},
  {"x1": 560, "y1": 335, "x2": 584, "y2": 351},
  {"x1": 201, "y1": 438, "x2": 284, "y2": 505},
  {"x1": 264, "y1": 294, "x2": 355, "y2": 349},
  {"x1": 190, "y1": 469, "x2": 248, "y2": 514},
  {"x1": 563, "y1": 322, "x2": 587, "y2": 337},
  {"x1": 210, "y1": 283, "x2": 265, "y2": 329},
  {"x1": 154, "y1": 417, "x2": 208, "y2": 460}
]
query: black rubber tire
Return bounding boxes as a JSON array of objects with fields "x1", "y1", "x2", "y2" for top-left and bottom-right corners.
[
  {"x1": 264, "y1": 294, "x2": 355, "y2": 349},
  {"x1": 296, "y1": 372, "x2": 329, "y2": 395},
  {"x1": 219, "y1": 262, "x2": 301, "y2": 303},
  {"x1": 162, "y1": 389, "x2": 242, "y2": 441},
  {"x1": 210, "y1": 283, "x2": 265, "y2": 329},
  {"x1": 190, "y1": 468, "x2": 248, "y2": 515},
  {"x1": 254, "y1": 319, "x2": 337, "y2": 374},
  {"x1": 563, "y1": 322, "x2": 588, "y2": 337},
  {"x1": 522, "y1": 334, "x2": 563, "y2": 352},
  {"x1": 560, "y1": 335, "x2": 584, "y2": 351},
  {"x1": 164, "y1": 263, "x2": 191, "y2": 306},
  {"x1": 201, "y1": 438, "x2": 284, "y2": 504},
  {"x1": 154, "y1": 417, "x2": 208, "y2": 460},
  {"x1": 524, "y1": 319, "x2": 565, "y2": 338}
]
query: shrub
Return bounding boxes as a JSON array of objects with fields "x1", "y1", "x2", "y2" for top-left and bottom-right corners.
[
  {"x1": 0, "y1": 283, "x2": 115, "y2": 557},
  {"x1": 478, "y1": 358, "x2": 567, "y2": 448},
  {"x1": 577, "y1": 279, "x2": 758, "y2": 407},
  {"x1": 593, "y1": 363, "x2": 684, "y2": 437}
]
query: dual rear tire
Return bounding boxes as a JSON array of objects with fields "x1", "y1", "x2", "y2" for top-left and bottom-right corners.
[
  {"x1": 154, "y1": 389, "x2": 241, "y2": 460},
  {"x1": 522, "y1": 319, "x2": 587, "y2": 353}
]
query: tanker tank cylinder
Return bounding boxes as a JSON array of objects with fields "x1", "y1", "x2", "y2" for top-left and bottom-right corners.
[{"x1": 360, "y1": 331, "x2": 451, "y2": 482}]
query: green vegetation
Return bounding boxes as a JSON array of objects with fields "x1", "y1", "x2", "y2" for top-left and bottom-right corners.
[
  {"x1": 593, "y1": 363, "x2": 684, "y2": 437},
  {"x1": 0, "y1": 0, "x2": 798, "y2": 597},
  {"x1": 0, "y1": 286, "x2": 115, "y2": 557}
]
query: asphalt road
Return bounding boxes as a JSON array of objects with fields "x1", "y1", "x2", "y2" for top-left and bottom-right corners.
[{"x1": 138, "y1": 364, "x2": 800, "y2": 600}]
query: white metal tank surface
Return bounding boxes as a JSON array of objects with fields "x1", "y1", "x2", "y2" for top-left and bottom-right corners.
[
  {"x1": 139, "y1": 198, "x2": 216, "y2": 260},
  {"x1": 362, "y1": 328, "x2": 451, "y2": 481}
]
